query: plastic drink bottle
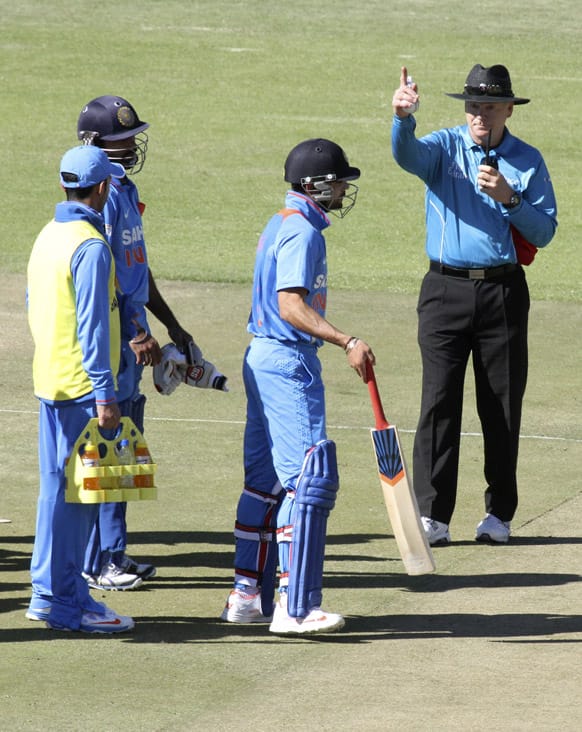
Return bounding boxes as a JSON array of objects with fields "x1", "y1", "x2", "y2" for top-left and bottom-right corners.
[
  {"x1": 82, "y1": 442, "x2": 100, "y2": 490},
  {"x1": 134, "y1": 442, "x2": 153, "y2": 487},
  {"x1": 115, "y1": 438, "x2": 134, "y2": 488}
]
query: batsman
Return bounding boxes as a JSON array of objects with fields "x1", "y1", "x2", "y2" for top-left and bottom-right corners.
[{"x1": 220, "y1": 139, "x2": 375, "y2": 635}]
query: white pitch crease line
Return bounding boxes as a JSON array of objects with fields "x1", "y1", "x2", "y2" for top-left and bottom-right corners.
[{"x1": 1, "y1": 408, "x2": 580, "y2": 444}]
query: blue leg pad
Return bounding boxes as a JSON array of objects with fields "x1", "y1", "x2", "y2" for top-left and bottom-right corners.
[{"x1": 287, "y1": 440, "x2": 339, "y2": 617}]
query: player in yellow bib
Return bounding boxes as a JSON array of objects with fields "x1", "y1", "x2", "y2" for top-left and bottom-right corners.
[{"x1": 26, "y1": 146, "x2": 134, "y2": 633}]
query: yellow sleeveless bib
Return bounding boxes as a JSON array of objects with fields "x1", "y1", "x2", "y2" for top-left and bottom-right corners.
[{"x1": 27, "y1": 218, "x2": 120, "y2": 400}]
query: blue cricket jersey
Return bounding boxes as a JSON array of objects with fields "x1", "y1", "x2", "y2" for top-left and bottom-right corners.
[
  {"x1": 392, "y1": 115, "x2": 557, "y2": 267},
  {"x1": 247, "y1": 191, "x2": 330, "y2": 346},
  {"x1": 103, "y1": 177, "x2": 151, "y2": 401},
  {"x1": 104, "y1": 177, "x2": 150, "y2": 341}
]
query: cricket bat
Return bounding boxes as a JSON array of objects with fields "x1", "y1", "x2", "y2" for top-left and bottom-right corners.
[{"x1": 366, "y1": 362, "x2": 435, "y2": 575}]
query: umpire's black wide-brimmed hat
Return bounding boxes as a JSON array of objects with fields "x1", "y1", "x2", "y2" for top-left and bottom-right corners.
[{"x1": 446, "y1": 64, "x2": 530, "y2": 104}]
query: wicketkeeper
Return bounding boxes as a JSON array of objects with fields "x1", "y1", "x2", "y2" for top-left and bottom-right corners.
[{"x1": 76, "y1": 95, "x2": 225, "y2": 590}]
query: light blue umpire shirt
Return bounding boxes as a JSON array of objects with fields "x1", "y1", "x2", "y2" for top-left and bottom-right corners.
[{"x1": 392, "y1": 114, "x2": 557, "y2": 268}]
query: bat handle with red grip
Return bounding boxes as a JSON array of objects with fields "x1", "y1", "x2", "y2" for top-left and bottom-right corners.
[{"x1": 365, "y1": 362, "x2": 390, "y2": 430}]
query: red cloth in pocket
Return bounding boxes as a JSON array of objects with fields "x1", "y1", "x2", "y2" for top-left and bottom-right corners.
[{"x1": 511, "y1": 224, "x2": 537, "y2": 265}]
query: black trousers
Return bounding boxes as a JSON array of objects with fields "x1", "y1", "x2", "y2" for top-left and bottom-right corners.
[{"x1": 412, "y1": 267, "x2": 530, "y2": 524}]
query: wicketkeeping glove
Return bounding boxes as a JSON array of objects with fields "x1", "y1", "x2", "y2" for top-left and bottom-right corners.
[
  {"x1": 181, "y1": 360, "x2": 229, "y2": 391},
  {"x1": 153, "y1": 343, "x2": 229, "y2": 394},
  {"x1": 184, "y1": 340, "x2": 203, "y2": 366},
  {"x1": 152, "y1": 344, "x2": 185, "y2": 396}
]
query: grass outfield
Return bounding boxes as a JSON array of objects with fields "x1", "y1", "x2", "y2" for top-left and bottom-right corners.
[
  {"x1": 1, "y1": 1, "x2": 582, "y2": 730},
  {"x1": 1, "y1": 0, "x2": 581, "y2": 300},
  {"x1": 2, "y1": 275, "x2": 581, "y2": 731}
]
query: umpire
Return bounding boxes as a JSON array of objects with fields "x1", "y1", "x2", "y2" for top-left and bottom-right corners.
[{"x1": 391, "y1": 63, "x2": 557, "y2": 545}]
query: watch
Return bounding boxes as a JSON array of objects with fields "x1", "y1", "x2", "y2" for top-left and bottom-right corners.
[{"x1": 505, "y1": 192, "x2": 521, "y2": 209}]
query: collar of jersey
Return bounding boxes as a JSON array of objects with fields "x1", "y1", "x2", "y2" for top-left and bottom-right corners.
[{"x1": 285, "y1": 191, "x2": 331, "y2": 230}]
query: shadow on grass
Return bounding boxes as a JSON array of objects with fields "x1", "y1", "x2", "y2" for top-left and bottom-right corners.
[
  {"x1": 431, "y1": 536, "x2": 582, "y2": 547},
  {"x1": 0, "y1": 545, "x2": 31, "y2": 573},
  {"x1": 323, "y1": 570, "x2": 582, "y2": 593},
  {"x1": 2, "y1": 611, "x2": 580, "y2": 645},
  {"x1": 125, "y1": 530, "x2": 582, "y2": 549},
  {"x1": 3, "y1": 531, "x2": 581, "y2": 596},
  {"x1": 127, "y1": 531, "x2": 399, "y2": 547},
  {"x1": 123, "y1": 611, "x2": 582, "y2": 643},
  {"x1": 5, "y1": 530, "x2": 582, "y2": 554}
]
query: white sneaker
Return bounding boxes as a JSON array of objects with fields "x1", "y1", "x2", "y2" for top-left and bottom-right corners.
[
  {"x1": 421, "y1": 516, "x2": 451, "y2": 545},
  {"x1": 476, "y1": 514, "x2": 511, "y2": 543},
  {"x1": 25, "y1": 604, "x2": 51, "y2": 622},
  {"x1": 89, "y1": 562, "x2": 143, "y2": 591},
  {"x1": 46, "y1": 605, "x2": 134, "y2": 634},
  {"x1": 220, "y1": 588, "x2": 273, "y2": 623},
  {"x1": 123, "y1": 555, "x2": 157, "y2": 580},
  {"x1": 269, "y1": 599, "x2": 345, "y2": 635}
]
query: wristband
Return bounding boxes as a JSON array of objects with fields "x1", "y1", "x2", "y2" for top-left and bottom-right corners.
[
  {"x1": 130, "y1": 332, "x2": 151, "y2": 346},
  {"x1": 344, "y1": 337, "x2": 359, "y2": 353}
]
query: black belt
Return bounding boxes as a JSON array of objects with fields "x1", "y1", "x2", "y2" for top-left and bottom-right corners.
[{"x1": 429, "y1": 261, "x2": 519, "y2": 280}]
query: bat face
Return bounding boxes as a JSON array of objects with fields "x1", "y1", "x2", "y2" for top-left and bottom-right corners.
[
  {"x1": 370, "y1": 424, "x2": 435, "y2": 575},
  {"x1": 365, "y1": 362, "x2": 435, "y2": 576},
  {"x1": 371, "y1": 427, "x2": 404, "y2": 485}
]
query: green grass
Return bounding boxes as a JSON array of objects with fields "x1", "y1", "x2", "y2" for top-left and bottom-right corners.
[
  {"x1": 1, "y1": 1, "x2": 582, "y2": 730},
  {"x1": 1, "y1": 0, "x2": 581, "y2": 299},
  {"x1": 2, "y1": 275, "x2": 582, "y2": 732}
]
